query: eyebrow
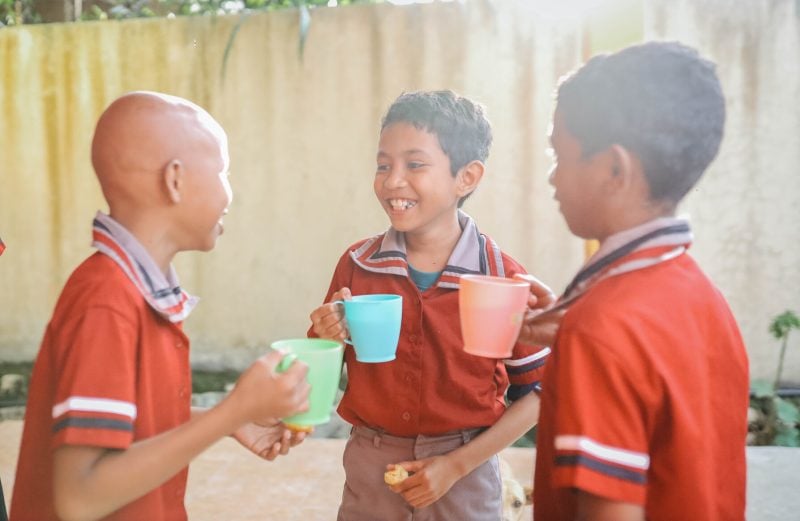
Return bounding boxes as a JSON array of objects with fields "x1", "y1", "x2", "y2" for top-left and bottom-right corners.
[{"x1": 377, "y1": 148, "x2": 430, "y2": 158}]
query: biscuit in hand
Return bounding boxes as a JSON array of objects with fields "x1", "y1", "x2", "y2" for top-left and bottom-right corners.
[
  {"x1": 284, "y1": 423, "x2": 313, "y2": 434},
  {"x1": 384, "y1": 465, "x2": 409, "y2": 485}
]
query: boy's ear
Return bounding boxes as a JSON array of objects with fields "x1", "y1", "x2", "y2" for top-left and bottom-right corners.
[
  {"x1": 456, "y1": 160, "x2": 485, "y2": 198},
  {"x1": 162, "y1": 159, "x2": 184, "y2": 203},
  {"x1": 605, "y1": 144, "x2": 637, "y2": 193}
]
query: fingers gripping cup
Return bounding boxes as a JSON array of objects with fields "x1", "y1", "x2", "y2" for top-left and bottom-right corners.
[
  {"x1": 336, "y1": 294, "x2": 403, "y2": 363},
  {"x1": 273, "y1": 338, "x2": 344, "y2": 428},
  {"x1": 459, "y1": 274, "x2": 530, "y2": 358}
]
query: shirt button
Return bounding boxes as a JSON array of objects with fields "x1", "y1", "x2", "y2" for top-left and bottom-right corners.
[
  {"x1": 404, "y1": 374, "x2": 412, "y2": 383},
  {"x1": 409, "y1": 334, "x2": 417, "y2": 342},
  {"x1": 176, "y1": 341, "x2": 184, "y2": 349},
  {"x1": 402, "y1": 412, "x2": 411, "y2": 421},
  {"x1": 179, "y1": 387, "x2": 187, "y2": 398}
]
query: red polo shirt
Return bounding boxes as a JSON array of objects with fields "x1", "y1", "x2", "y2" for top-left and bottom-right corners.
[
  {"x1": 310, "y1": 212, "x2": 549, "y2": 436},
  {"x1": 534, "y1": 248, "x2": 748, "y2": 521},
  {"x1": 11, "y1": 253, "x2": 192, "y2": 521}
]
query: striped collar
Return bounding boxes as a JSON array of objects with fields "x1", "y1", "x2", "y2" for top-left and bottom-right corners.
[
  {"x1": 350, "y1": 210, "x2": 506, "y2": 289},
  {"x1": 561, "y1": 216, "x2": 693, "y2": 303},
  {"x1": 91, "y1": 212, "x2": 198, "y2": 323}
]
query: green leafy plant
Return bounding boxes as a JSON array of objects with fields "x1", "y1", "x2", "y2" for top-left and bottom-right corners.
[
  {"x1": 81, "y1": 0, "x2": 378, "y2": 21},
  {"x1": 219, "y1": 0, "x2": 380, "y2": 81},
  {"x1": 3, "y1": 0, "x2": 381, "y2": 24},
  {"x1": 749, "y1": 310, "x2": 800, "y2": 446},
  {"x1": 769, "y1": 310, "x2": 800, "y2": 391},
  {"x1": 0, "y1": 0, "x2": 40, "y2": 26}
]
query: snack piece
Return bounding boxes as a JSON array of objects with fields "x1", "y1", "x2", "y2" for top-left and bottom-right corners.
[
  {"x1": 384, "y1": 466, "x2": 409, "y2": 485},
  {"x1": 284, "y1": 423, "x2": 314, "y2": 433}
]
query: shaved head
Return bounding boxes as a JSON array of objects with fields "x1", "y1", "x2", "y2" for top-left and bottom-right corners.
[{"x1": 91, "y1": 91, "x2": 228, "y2": 207}]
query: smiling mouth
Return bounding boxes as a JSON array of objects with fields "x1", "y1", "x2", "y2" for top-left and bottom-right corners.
[{"x1": 388, "y1": 198, "x2": 417, "y2": 211}]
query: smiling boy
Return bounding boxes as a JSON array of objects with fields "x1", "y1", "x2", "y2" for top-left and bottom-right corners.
[{"x1": 309, "y1": 90, "x2": 553, "y2": 520}]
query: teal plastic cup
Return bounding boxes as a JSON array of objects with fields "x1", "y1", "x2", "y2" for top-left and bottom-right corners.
[
  {"x1": 335, "y1": 294, "x2": 403, "y2": 363},
  {"x1": 272, "y1": 338, "x2": 344, "y2": 427}
]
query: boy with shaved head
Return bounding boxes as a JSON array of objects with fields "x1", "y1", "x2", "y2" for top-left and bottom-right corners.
[{"x1": 11, "y1": 92, "x2": 310, "y2": 521}]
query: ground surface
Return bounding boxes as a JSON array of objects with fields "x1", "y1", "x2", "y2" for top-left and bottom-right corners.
[
  {"x1": 0, "y1": 420, "x2": 534, "y2": 520},
  {"x1": 2, "y1": 420, "x2": 799, "y2": 520}
]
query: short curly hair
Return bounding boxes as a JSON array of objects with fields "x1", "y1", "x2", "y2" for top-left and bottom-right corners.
[
  {"x1": 556, "y1": 41, "x2": 726, "y2": 204},
  {"x1": 381, "y1": 90, "x2": 493, "y2": 206}
]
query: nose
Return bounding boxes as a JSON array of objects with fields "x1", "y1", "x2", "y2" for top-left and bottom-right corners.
[
  {"x1": 547, "y1": 164, "x2": 556, "y2": 186},
  {"x1": 221, "y1": 173, "x2": 233, "y2": 207},
  {"x1": 383, "y1": 168, "x2": 408, "y2": 190}
]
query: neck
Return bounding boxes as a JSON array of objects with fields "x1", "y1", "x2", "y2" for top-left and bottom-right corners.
[
  {"x1": 404, "y1": 212, "x2": 462, "y2": 271},
  {"x1": 597, "y1": 200, "x2": 676, "y2": 246},
  {"x1": 109, "y1": 208, "x2": 177, "y2": 276}
]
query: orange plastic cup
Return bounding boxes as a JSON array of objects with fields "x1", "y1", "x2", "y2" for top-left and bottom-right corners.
[{"x1": 459, "y1": 274, "x2": 530, "y2": 358}]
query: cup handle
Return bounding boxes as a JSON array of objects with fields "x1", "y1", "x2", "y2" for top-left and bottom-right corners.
[
  {"x1": 331, "y1": 300, "x2": 353, "y2": 345},
  {"x1": 275, "y1": 352, "x2": 297, "y2": 373}
]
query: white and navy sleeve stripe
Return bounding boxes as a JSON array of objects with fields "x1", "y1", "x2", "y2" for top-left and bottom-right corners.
[
  {"x1": 505, "y1": 347, "x2": 550, "y2": 401},
  {"x1": 554, "y1": 435, "x2": 650, "y2": 485},
  {"x1": 52, "y1": 396, "x2": 137, "y2": 433}
]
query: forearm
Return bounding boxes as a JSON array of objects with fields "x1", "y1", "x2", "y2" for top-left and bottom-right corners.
[
  {"x1": 54, "y1": 398, "x2": 241, "y2": 521},
  {"x1": 446, "y1": 392, "x2": 540, "y2": 478},
  {"x1": 575, "y1": 490, "x2": 645, "y2": 521}
]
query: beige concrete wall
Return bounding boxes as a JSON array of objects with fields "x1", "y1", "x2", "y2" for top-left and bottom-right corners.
[
  {"x1": 645, "y1": 0, "x2": 800, "y2": 382},
  {"x1": 0, "y1": 0, "x2": 797, "y2": 381},
  {"x1": 0, "y1": 1, "x2": 585, "y2": 370}
]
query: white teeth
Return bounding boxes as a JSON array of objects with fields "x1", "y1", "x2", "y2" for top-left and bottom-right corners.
[{"x1": 388, "y1": 199, "x2": 416, "y2": 210}]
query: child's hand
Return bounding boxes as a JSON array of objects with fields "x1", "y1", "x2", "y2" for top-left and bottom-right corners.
[
  {"x1": 226, "y1": 350, "x2": 310, "y2": 426},
  {"x1": 232, "y1": 421, "x2": 309, "y2": 461},
  {"x1": 386, "y1": 457, "x2": 460, "y2": 509},
  {"x1": 309, "y1": 287, "x2": 352, "y2": 341},
  {"x1": 514, "y1": 273, "x2": 563, "y2": 346},
  {"x1": 518, "y1": 307, "x2": 565, "y2": 346},
  {"x1": 514, "y1": 273, "x2": 557, "y2": 311}
]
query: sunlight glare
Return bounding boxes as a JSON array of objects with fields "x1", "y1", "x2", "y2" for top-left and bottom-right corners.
[
  {"x1": 526, "y1": 0, "x2": 611, "y2": 20},
  {"x1": 388, "y1": 0, "x2": 436, "y2": 5}
]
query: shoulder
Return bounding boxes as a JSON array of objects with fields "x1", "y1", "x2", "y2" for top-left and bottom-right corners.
[
  {"x1": 53, "y1": 253, "x2": 143, "y2": 322},
  {"x1": 480, "y1": 231, "x2": 528, "y2": 277},
  {"x1": 560, "y1": 253, "x2": 723, "y2": 353},
  {"x1": 499, "y1": 250, "x2": 527, "y2": 276},
  {"x1": 328, "y1": 234, "x2": 386, "y2": 277},
  {"x1": 577, "y1": 252, "x2": 714, "y2": 313},
  {"x1": 345, "y1": 233, "x2": 384, "y2": 254},
  {"x1": 338, "y1": 234, "x2": 386, "y2": 263},
  {"x1": 64, "y1": 254, "x2": 136, "y2": 295}
]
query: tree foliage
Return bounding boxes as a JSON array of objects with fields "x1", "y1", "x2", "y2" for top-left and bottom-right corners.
[
  {"x1": 1, "y1": 0, "x2": 382, "y2": 25},
  {"x1": 0, "y1": 0, "x2": 40, "y2": 26}
]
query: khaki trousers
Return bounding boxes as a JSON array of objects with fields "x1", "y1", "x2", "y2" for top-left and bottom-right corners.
[{"x1": 337, "y1": 426, "x2": 502, "y2": 521}]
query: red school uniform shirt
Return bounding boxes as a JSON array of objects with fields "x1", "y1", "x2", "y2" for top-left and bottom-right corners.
[
  {"x1": 534, "y1": 247, "x2": 748, "y2": 521},
  {"x1": 309, "y1": 211, "x2": 550, "y2": 437},
  {"x1": 10, "y1": 253, "x2": 192, "y2": 521}
]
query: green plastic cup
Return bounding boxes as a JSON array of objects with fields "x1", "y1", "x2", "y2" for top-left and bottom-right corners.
[{"x1": 272, "y1": 338, "x2": 344, "y2": 427}]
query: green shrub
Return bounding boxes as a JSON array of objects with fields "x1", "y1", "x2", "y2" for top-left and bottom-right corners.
[{"x1": 748, "y1": 310, "x2": 800, "y2": 447}]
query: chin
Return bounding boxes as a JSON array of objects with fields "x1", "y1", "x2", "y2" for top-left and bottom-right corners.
[
  {"x1": 384, "y1": 207, "x2": 424, "y2": 230},
  {"x1": 386, "y1": 218, "x2": 416, "y2": 233},
  {"x1": 198, "y1": 233, "x2": 221, "y2": 252},
  {"x1": 195, "y1": 242, "x2": 216, "y2": 253}
]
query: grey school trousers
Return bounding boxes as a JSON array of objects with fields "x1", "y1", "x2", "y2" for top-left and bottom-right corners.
[{"x1": 337, "y1": 426, "x2": 502, "y2": 521}]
